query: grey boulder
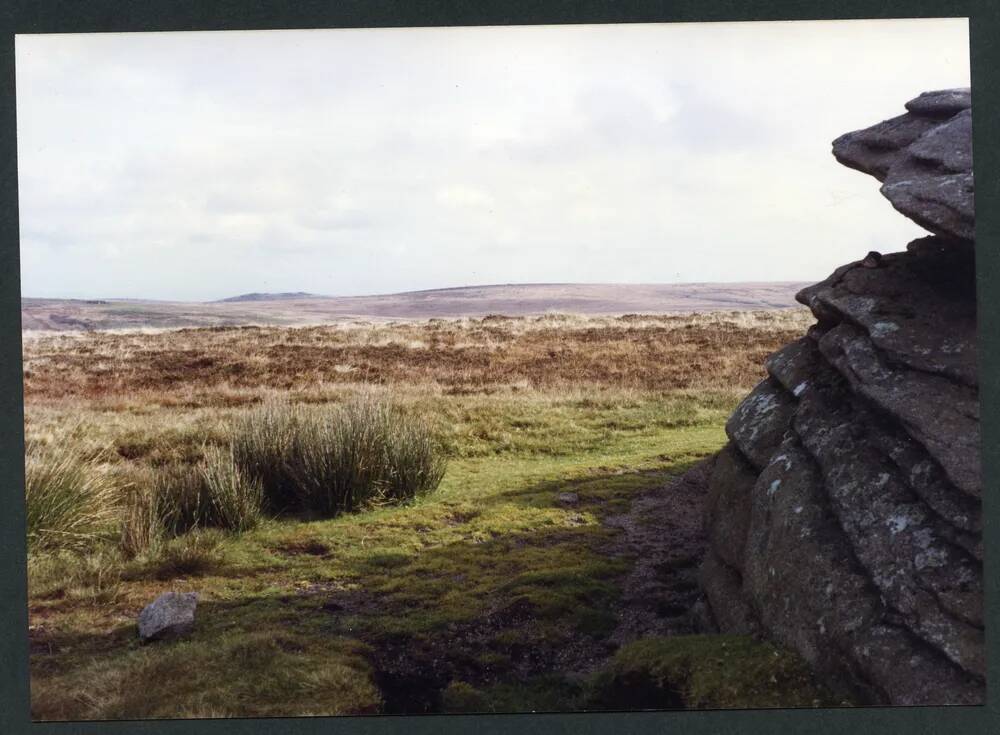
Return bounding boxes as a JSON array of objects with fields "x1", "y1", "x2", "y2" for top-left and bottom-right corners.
[{"x1": 138, "y1": 591, "x2": 199, "y2": 642}]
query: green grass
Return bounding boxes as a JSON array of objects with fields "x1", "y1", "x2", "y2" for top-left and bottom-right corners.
[
  {"x1": 26, "y1": 388, "x2": 831, "y2": 719},
  {"x1": 588, "y1": 635, "x2": 841, "y2": 710},
  {"x1": 442, "y1": 676, "x2": 588, "y2": 713}
]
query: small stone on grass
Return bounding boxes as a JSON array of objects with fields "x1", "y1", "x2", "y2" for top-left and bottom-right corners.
[{"x1": 138, "y1": 591, "x2": 198, "y2": 642}]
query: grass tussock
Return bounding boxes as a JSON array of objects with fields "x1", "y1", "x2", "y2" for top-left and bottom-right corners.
[
  {"x1": 119, "y1": 449, "x2": 262, "y2": 558},
  {"x1": 199, "y1": 447, "x2": 264, "y2": 533},
  {"x1": 24, "y1": 442, "x2": 119, "y2": 552},
  {"x1": 118, "y1": 483, "x2": 162, "y2": 559},
  {"x1": 149, "y1": 530, "x2": 227, "y2": 580},
  {"x1": 233, "y1": 393, "x2": 446, "y2": 516},
  {"x1": 151, "y1": 462, "x2": 212, "y2": 537}
]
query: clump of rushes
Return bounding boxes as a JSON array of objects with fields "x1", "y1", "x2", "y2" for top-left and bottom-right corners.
[
  {"x1": 118, "y1": 482, "x2": 163, "y2": 559},
  {"x1": 118, "y1": 393, "x2": 442, "y2": 555},
  {"x1": 233, "y1": 393, "x2": 446, "y2": 517},
  {"x1": 24, "y1": 441, "x2": 118, "y2": 552},
  {"x1": 199, "y1": 447, "x2": 263, "y2": 533},
  {"x1": 149, "y1": 448, "x2": 263, "y2": 534},
  {"x1": 379, "y1": 414, "x2": 448, "y2": 503},
  {"x1": 119, "y1": 463, "x2": 206, "y2": 558},
  {"x1": 231, "y1": 399, "x2": 300, "y2": 511},
  {"x1": 120, "y1": 449, "x2": 263, "y2": 558},
  {"x1": 153, "y1": 462, "x2": 212, "y2": 536}
]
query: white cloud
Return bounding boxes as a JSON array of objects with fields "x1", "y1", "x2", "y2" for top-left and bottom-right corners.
[
  {"x1": 435, "y1": 186, "x2": 495, "y2": 208},
  {"x1": 15, "y1": 19, "x2": 970, "y2": 300}
]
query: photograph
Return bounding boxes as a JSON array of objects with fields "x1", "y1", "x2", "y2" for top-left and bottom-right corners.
[{"x1": 15, "y1": 17, "x2": 983, "y2": 720}]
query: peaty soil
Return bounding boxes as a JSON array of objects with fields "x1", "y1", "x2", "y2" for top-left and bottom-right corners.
[{"x1": 604, "y1": 458, "x2": 714, "y2": 645}]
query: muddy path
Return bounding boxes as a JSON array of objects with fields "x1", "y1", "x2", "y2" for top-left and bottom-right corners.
[{"x1": 603, "y1": 457, "x2": 713, "y2": 645}]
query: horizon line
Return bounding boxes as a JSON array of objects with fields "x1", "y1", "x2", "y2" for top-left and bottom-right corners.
[{"x1": 20, "y1": 279, "x2": 814, "y2": 304}]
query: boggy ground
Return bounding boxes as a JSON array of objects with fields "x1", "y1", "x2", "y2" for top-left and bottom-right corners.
[{"x1": 24, "y1": 310, "x2": 839, "y2": 718}]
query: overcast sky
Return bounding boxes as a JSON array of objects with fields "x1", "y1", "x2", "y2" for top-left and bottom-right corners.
[{"x1": 16, "y1": 19, "x2": 970, "y2": 301}]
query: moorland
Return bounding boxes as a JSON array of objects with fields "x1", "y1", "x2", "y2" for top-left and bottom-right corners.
[
  {"x1": 21, "y1": 282, "x2": 807, "y2": 331},
  {"x1": 24, "y1": 308, "x2": 849, "y2": 718}
]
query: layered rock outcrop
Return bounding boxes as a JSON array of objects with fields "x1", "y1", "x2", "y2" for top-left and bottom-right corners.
[
  {"x1": 697, "y1": 90, "x2": 983, "y2": 705},
  {"x1": 833, "y1": 87, "x2": 973, "y2": 240}
]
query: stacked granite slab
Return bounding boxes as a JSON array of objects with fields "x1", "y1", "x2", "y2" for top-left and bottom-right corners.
[{"x1": 697, "y1": 89, "x2": 983, "y2": 705}]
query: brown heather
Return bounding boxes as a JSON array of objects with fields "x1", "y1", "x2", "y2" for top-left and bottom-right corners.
[{"x1": 22, "y1": 310, "x2": 813, "y2": 408}]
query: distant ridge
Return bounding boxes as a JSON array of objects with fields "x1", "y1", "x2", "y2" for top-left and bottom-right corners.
[
  {"x1": 22, "y1": 282, "x2": 811, "y2": 332},
  {"x1": 215, "y1": 292, "x2": 326, "y2": 303}
]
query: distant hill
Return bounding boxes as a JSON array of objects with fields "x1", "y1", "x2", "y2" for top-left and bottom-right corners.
[
  {"x1": 215, "y1": 292, "x2": 325, "y2": 303},
  {"x1": 21, "y1": 282, "x2": 811, "y2": 332}
]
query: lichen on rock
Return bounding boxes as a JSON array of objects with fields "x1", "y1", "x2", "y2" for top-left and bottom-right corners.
[{"x1": 696, "y1": 90, "x2": 983, "y2": 705}]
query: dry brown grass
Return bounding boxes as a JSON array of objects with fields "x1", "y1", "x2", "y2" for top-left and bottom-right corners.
[
  {"x1": 23, "y1": 310, "x2": 813, "y2": 408},
  {"x1": 22, "y1": 310, "x2": 814, "y2": 481}
]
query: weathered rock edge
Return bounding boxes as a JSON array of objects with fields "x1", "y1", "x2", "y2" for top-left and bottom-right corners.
[
  {"x1": 832, "y1": 88, "x2": 974, "y2": 241},
  {"x1": 697, "y1": 90, "x2": 982, "y2": 706}
]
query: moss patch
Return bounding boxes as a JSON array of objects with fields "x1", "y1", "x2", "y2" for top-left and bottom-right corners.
[{"x1": 587, "y1": 635, "x2": 844, "y2": 710}]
